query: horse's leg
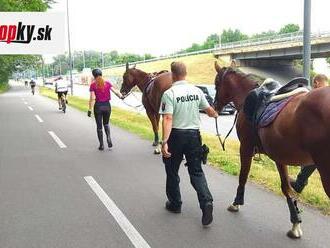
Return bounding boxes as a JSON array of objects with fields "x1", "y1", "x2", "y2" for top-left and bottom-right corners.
[
  {"x1": 310, "y1": 151, "x2": 330, "y2": 197},
  {"x1": 154, "y1": 113, "x2": 161, "y2": 154},
  {"x1": 276, "y1": 163, "x2": 303, "y2": 239},
  {"x1": 155, "y1": 113, "x2": 160, "y2": 145},
  {"x1": 146, "y1": 110, "x2": 159, "y2": 147},
  {"x1": 228, "y1": 145, "x2": 253, "y2": 212}
]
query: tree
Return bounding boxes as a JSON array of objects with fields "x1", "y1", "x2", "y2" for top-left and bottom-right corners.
[
  {"x1": 202, "y1": 34, "x2": 220, "y2": 49},
  {"x1": 326, "y1": 57, "x2": 330, "y2": 65},
  {"x1": 220, "y1": 29, "x2": 248, "y2": 44},
  {"x1": 279, "y1": 24, "x2": 300, "y2": 34},
  {"x1": 185, "y1": 43, "x2": 202, "y2": 53},
  {"x1": 251, "y1": 30, "x2": 277, "y2": 39},
  {"x1": 0, "y1": 0, "x2": 51, "y2": 11},
  {"x1": 144, "y1": 54, "x2": 155, "y2": 60}
]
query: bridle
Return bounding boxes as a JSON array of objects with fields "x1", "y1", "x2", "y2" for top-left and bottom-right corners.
[
  {"x1": 214, "y1": 67, "x2": 239, "y2": 151},
  {"x1": 120, "y1": 72, "x2": 154, "y2": 109}
]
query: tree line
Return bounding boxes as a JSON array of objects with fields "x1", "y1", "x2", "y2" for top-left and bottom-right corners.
[
  {"x1": 180, "y1": 23, "x2": 300, "y2": 53},
  {"x1": 46, "y1": 51, "x2": 155, "y2": 76}
]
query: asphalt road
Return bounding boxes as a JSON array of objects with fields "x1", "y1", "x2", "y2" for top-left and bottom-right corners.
[{"x1": 1, "y1": 84, "x2": 329, "y2": 248}]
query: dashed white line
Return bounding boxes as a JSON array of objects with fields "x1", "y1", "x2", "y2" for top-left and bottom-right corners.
[
  {"x1": 28, "y1": 106, "x2": 33, "y2": 111},
  {"x1": 48, "y1": 131, "x2": 67, "y2": 148},
  {"x1": 35, "y1": 115, "x2": 43, "y2": 123},
  {"x1": 84, "y1": 176, "x2": 151, "y2": 248}
]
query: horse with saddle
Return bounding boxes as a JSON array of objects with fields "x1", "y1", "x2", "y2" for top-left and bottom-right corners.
[{"x1": 213, "y1": 61, "x2": 330, "y2": 239}]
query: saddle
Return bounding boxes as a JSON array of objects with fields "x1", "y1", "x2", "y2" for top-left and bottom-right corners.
[{"x1": 243, "y1": 77, "x2": 309, "y2": 128}]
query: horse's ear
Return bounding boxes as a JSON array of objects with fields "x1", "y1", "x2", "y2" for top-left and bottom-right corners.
[
  {"x1": 132, "y1": 64, "x2": 136, "y2": 69},
  {"x1": 126, "y1": 62, "x2": 129, "y2": 71},
  {"x1": 214, "y1": 61, "x2": 222, "y2": 73},
  {"x1": 230, "y1": 60, "x2": 236, "y2": 68}
]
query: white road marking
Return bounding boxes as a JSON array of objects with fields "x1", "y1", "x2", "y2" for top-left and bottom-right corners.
[
  {"x1": 35, "y1": 115, "x2": 43, "y2": 123},
  {"x1": 84, "y1": 176, "x2": 151, "y2": 248},
  {"x1": 28, "y1": 106, "x2": 33, "y2": 111},
  {"x1": 48, "y1": 131, "x2": 67, "y2": 148},
  {"x1": 24, "y1": 101, "x2": 28, "y2": 104}
]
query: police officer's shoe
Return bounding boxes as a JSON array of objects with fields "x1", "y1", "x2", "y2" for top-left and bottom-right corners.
[
  {"x1": 165, "y1": 201, "x2": 181, "y2": 214},
  {"x1": 202, "y1": 202, "x2": 213, "y2": 226}
]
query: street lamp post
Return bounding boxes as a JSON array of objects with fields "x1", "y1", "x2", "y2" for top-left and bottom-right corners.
[
  {"x1": 67, "y1": 0, "x2": 74, "y2": 95},
  {"x1": 303, "y1": 0, "x2": 311, "y2": 86},
  {"x1": 82, "y1": 50, "x2": 86, "y2": 68},
  {"x1": 101, "y1": 51, "x2": 104, "y2": 68}
]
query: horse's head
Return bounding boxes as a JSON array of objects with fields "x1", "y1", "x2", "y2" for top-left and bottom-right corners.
[
  {"x1": 214, "y1": 61, "x2": 259, "y2": 112},
  {"x1": 120, "y1": 62, "x2": 137, "y2": 96},
  {"x1": 213, "y1": 61, "x2": 236, "y2": 112}
]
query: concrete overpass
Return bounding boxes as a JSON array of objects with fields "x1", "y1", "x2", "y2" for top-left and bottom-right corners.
[{"x1": 213, "y1": 31, "x2": 330, "y2": 67}]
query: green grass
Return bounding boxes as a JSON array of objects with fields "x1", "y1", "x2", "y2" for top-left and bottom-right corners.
[
  {"x1": 104, "y1": 53, "x2": 224, "y2": 84},
  {"x1": 0, "y1": 83, "x2": 10, "y2": 94},
  {"x1": 40, "y1": 86, "x2": 330, "y2": 214}
]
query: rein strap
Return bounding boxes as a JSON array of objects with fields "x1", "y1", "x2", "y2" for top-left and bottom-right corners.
[{"x1": 215, "y1": 111, "x2": 239, "y2": 151}]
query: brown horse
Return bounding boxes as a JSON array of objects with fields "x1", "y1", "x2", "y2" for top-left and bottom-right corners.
[
  {"x1": 120, "y1": 63, "x2": 172, "y2": 153},
  {"x1": 213, "y1": 61, "x2": 330, "y2": 239}
]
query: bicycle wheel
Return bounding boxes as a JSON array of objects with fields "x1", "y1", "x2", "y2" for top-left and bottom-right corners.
[{"x1": 61, "y1": 97, "x2": 66, "y2": 113}]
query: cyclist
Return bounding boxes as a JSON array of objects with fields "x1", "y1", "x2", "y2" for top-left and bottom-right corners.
[
  {"x1": 54, "y1": 76, "x2": 68, "y2": 110},
  {"x1": 30, "y1": 78, "x2": 36, "y2": 95}
]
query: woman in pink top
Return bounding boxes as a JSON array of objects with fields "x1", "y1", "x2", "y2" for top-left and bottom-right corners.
[{"x1": 88, "y1": 68, "x2": 123, "y2": 150}]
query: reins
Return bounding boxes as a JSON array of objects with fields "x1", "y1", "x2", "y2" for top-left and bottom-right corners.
[
  {"x1": 215, "y1": 111, "x2": 239, "y2": 151},
  {"x1": 121, "y1": 92, "x2": 144, "y2": 109},
  {"x1": 120, "y1": 74, "x2": 155, "y2": 110},
  {"x1": 214, "y1": 66, "x2": 259, "y2": 151},
  {"x1": 214, "y1": 67, "x2": 239, "y2": 151}
]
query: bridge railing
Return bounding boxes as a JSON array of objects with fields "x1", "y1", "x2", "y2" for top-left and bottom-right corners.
[
  {"x1": 102, "y1": 31, "x2": 330, "y2": 71},
  {"x1": 216, "y1": 30, "x2": 330, "y2": 50}
]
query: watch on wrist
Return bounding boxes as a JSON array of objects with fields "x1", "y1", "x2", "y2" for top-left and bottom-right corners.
[{"x1": 161, "y1": 140, "x2": 167, "y2": 146}]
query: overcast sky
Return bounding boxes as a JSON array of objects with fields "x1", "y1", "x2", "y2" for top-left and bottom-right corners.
[{"x1": 47, "y1": 0, "x2": 329, "y2": 58}]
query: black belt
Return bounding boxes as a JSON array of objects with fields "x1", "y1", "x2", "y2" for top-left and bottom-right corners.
[{"x1": 172, "y1": 128, "x2": 199, "y2": 134}]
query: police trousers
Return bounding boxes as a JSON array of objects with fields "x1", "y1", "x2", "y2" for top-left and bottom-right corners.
[{"x1": 162, "y1": 129, "x2": 213, "y2": 209}]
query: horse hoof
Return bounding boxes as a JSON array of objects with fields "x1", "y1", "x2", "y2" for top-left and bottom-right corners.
[
  {"x1": 287, "y1": 223, "x2": 303, "y2": 239},
  {"x1": 154, "y1": 148, "x2": 161, "y2": 155},
  {"x1": 227, "y1": 204, "x2": 240, "y2": 212}
]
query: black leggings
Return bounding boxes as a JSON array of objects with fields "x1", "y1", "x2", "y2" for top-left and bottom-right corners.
[{"x1": 94, "y1": 102, "x2": 111, "y2": 130}]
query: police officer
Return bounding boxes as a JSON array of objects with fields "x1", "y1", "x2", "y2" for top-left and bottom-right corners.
[{"x1": 159, "y1": 62, "x2": 219, "y2": 226}]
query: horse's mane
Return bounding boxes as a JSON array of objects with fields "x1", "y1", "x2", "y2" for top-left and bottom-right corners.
[{"x1": 222, "y1": 67, "x2": 261, "y2": 86}]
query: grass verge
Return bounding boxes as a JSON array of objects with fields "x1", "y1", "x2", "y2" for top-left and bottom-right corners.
[
  {"x1": 0, "y1": 83, "x2": 10, "y2": 94},
  {"x1": 39, "y1": 86, "x2": 330, "y2": 214},
  {"x1": 104, "y1": 53, "x2": 223, "y2": 84}
]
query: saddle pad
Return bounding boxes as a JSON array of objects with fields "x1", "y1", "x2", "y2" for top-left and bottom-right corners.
[{"x1": 258, "y1": 97, "x2": 293, "y2": 128}]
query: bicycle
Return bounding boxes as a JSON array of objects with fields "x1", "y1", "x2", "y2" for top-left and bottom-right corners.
[{"x1": 60, "y1": 94, "x2": 66, "y2": 113}]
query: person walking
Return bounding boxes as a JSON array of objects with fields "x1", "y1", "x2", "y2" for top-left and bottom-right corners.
[
  {"x1": 160, "y1": 61, "x2": 219, "y2": 226},
  {"x1": 291, "y1": 74, "x2": 328, "y2": 193},
  {"x1": 88, "y1": 68, "x2": 124, "y2": 150}
]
